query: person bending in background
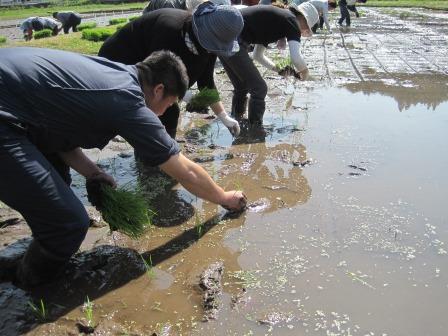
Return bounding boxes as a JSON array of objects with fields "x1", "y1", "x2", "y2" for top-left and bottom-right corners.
[
  {"x1": 219, "y1": 2, "x2": 319, "y2": 127},
  {"x1": 142, "y1": 0, "x2": 229, "y2": 13},
  {"x1": 99, "y1": 2, "x2": 242, "y2": 139},
  {"x1": 20, "y1": 16, "x2": 59, "y2": 41},
  {"x1": 53, "y1": 11, "x2": 82, "y2": 34}
]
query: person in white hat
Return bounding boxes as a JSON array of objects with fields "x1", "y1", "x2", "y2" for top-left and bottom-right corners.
[
  {"x1": 219, "y1": 2, "x2": 319, "y2": 127},
  {"x1": 99, "y1": 1, "x2": 243, "y2": 139},
  {"x1": 290, "y1": 0, "x2": 337, "y2": 33}
]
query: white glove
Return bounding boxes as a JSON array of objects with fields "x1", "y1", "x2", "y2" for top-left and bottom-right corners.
[
  {"x1": 298, "y1": 68, "x2": 309, "y2": 81},
  {"x1": 182, "y1": 90, "x2": 194, "y2": 103},
  {"x1": 217, "y1": 111, "x2": 240, "y2": 136}
]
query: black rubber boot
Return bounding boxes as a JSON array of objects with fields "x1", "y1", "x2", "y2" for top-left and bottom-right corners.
[
  {"x1": 248, "y1": 98, "x2": 266, "y2": 127},
  {"x1": 231, "y1": 96, "x2": 248, "y2": 121},
  {"x1": 15, "y1": 240, "x2": 69, "y2": 288}
]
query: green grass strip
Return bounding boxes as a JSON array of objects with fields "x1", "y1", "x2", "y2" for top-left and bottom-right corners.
[
  {"x1": 82, "y1": 27, "x2": 115, "y2": 42},
  {"x1": 360, "y1": 0, "x2": 448, "y2": 10},
  {"x1": 77, "y1": 22, "x2": 97, "y2": 31},
  {"x1": 34, "y1": 29, "x2": 53, "y2": 40},
  {"x1": 108, "y1": 17, "x2": 127, "y2": 25}
]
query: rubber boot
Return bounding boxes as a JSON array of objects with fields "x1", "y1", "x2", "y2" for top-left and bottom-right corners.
[
  {"x1": 248, "y1": 98, "x2": 266, "y2": 127},
  {"x1": 231, "y1": 96, "x2": 248, "y2": 121},
  {"x1": 15, "y1": 239, "x2": 69, "y2": 288}
]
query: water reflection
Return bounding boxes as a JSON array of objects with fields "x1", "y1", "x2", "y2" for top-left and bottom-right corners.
[{"x1": 344, "y1": 73, "x2": 448, "y2": 111}]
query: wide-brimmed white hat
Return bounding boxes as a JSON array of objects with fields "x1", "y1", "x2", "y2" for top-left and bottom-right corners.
[
  {"x1": 192, "y1": 2, "x2": 243, "y2": 57},
  {"x1": 289, "y1": 2, "x2": 319, "y2": 35}
]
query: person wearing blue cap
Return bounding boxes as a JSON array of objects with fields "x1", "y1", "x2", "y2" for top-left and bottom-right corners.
[
  {"x1": 99, "y1": 1, "x2": 243, "y2": 139},
  {"x1": 220, "y1": 2, "x2": 319, "y2": 127}
]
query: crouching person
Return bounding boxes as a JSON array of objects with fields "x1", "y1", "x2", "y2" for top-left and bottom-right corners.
[
  {"x1": 0, "y1": 47, "x2": 247, "y2": 287},
  {"x1": 53, "y1": 11, "x2": 82, "y2": 34}
]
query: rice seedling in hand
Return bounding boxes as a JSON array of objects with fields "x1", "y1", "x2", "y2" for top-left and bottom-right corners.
[
  {"x1": 28, "y1": 299, "x2": 47, "y2": 322},
  {"x1": 186, "y1": 88, "x2": 220, "y2": 112},
  {"x1": 86, "y1": 180, "x2": 154, "y2": 239},
  {"x1": 195, "y1": 210, "x2": 204, "y2": 238},
  {"x1": 34, "y1": 29, "x2": 52, "y2": 39}
]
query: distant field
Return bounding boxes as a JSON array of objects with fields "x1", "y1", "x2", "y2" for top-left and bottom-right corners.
[
  {"x1": 1, "y1": 31, "x2": 102, "y2": 55},
  {"x1": 361, "y1": 0, "x2": 448, "y2": 10},
  {"x1": 0, "y1": 1, "x2": 146, "y2": 20}
]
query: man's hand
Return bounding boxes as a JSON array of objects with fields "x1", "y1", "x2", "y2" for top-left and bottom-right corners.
[
  {"x1": 88, "y1": 171, "x2": 117, "y2": 188},
  {"x1": 217, "y1": 111, "x2": 240, "y2": 136},
  {"x1": 221, "y1": 191, "x2": 247, "y2": 211}
]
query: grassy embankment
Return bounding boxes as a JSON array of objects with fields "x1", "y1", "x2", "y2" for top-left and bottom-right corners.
[
  {"x1": 361, "y1": 0, "x2": 448, "y2": 10},
  {"x1": 0, "y1": 0, "x2": 146, "y2": 20}
]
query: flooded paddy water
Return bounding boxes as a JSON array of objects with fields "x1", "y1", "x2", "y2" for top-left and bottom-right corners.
[{"x1": 1, "y1": 6, "x2": 448, "y2": 336}]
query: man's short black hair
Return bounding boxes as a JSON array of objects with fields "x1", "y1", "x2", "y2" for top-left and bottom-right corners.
[
  {"x1": 136, "y1": 50, "x2": 189, "y2": 100},
  {"x1": 329, "y1": 2, "x2": 337, "y2": 9}
]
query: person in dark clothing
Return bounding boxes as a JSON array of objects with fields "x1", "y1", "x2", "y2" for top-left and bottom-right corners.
[
  {"x1": 219, "y1": 3, "x2": 318, "y2": 126},
  {"x1": 338, "y1": 0, "x2": 351, "y2": 26},
  {"x1": 53, "y1": 11, "x2": 82, "y2": 34},
  {"x1": 347, "y1": 2, "x2": 360, "y2": 18},
  {"x1": 142, "y1": 0, "x2": 229, "y2": 13},
  {"x1": 0, "y1": 47, "x2": 247, "y2": 287},
  {"x1": 99, "y1": 2, "x2": 242, "y2": 139}
]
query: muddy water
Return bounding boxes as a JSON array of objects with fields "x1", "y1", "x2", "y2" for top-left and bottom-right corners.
[{"x1": 0, "y1": 6, "x2": 446, "y2": 336}]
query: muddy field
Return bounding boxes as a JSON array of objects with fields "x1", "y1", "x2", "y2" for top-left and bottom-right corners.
[{"x1": 1, "y1": 6, "x2": 448, "y2": 336}]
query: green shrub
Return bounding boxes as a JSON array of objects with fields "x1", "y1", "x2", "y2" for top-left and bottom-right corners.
[
  {"x1": 82, "y1": 27, "x2": 115, "y2": 42},
  {"x1": 0, "y1": 36, "x2": 6, "y2": 44},
  {"x1": 77, "y1": 22, "x2": 97, "y2": 31},
  {"x1": 34, "y1": 29, "x2": 52, "y2": 40},
  {"x1": 128, "y1": 16, "x2": 140, "y2": 22},
  {"x1": 109, "y1": 18, "x2": 127, "y2": 25}
]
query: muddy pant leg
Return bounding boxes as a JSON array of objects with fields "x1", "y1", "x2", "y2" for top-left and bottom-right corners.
[
  {"x1": 319, "y1": 15, "x2": 324, "y2": 29},
  {"x1": 339, "y1": 4, "x2": 350, "y2": 25},
  {"x1": 312, "y1": 23, "x2": 319, "y2": 33},
  {"x1": 220, "y1": 48, "x2": 267, "y2": 124},
  {"x1": 220, "y1": 55, "x2": 249, "y2": 119},
  {"x1": 0, "y1": 123, "x2": 89, "y2": 259}
]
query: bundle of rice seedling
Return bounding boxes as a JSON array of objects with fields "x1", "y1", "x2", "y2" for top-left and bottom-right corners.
[
  {"x1": 86, "y1": 180, "x2": 154, "y2": 239},
  {"x1": 34, "y1": 29, "x2": 52, "y2": 39},
  {"x1": 77, "y1": 22, "x2": 97, "y2": 31},
  {"x1": 186, "y1": 88, "x2": 220, "y2": 112},
  {"x1": 0, "y1": 36, "x2": 6, "y2": 44},
  {"x1": 109, "y1": 18, "x2": 128, "y2": 25},
  {"x1": 81, "y1": 27, "x2": 115, "y2": 42}
]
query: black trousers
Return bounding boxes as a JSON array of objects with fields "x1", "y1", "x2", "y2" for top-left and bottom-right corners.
[
  {"x1": 63, "y1": 14, "x2": 82, "y2": 34},
  {"x1": 339, "y1": 2, "x2": 351, "y2": 26},
  {"x1": 0, "y1": 122, "x2": 89, "y2": 259}
]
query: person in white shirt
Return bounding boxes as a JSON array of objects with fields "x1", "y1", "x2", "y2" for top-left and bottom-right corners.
[
  {"x1": 20, "y1": 17, "x2": 60, "y2": 41},
  {"x1": 291, "y1": 0, "x2": 337, "y2": 33}
]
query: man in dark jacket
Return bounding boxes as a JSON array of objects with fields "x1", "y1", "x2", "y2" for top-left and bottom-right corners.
[
  {"x1": 53, "y1": 11, "x2": 82, "y2": 34},
  {"x1": 0, "y1": 47, "x2": 246, "y2": 287},
  {"x1": 99, "y1": 2, "x2": 242, "y2": 138}
]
